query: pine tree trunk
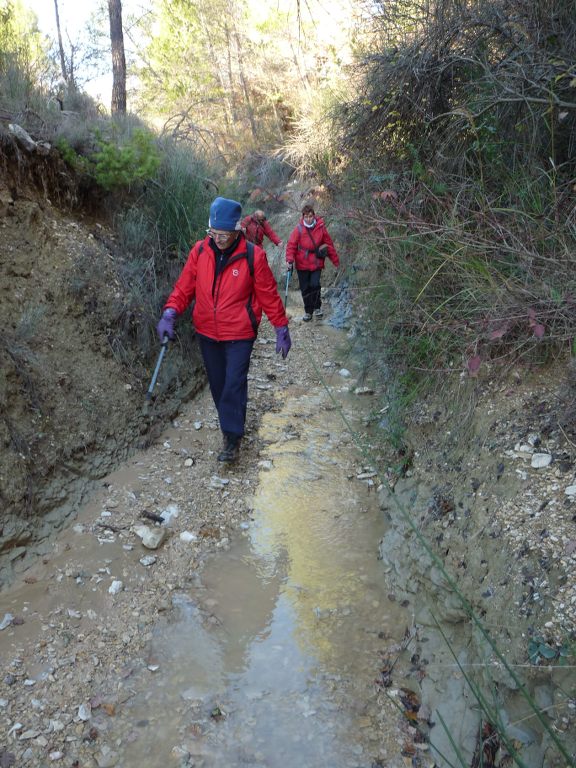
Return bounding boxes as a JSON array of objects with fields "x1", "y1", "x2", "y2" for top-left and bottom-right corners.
[
  {"x1": 53, "y1": 0, "x2": 68, "y2": 84},
  {"x1": 108, "y1": 0, "x2": 127, "y2": 114}
]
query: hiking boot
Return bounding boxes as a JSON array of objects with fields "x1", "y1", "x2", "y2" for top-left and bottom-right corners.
[
  {"x1": 313, "y1": 308, "x2": 323, "y2": 318},
  {"x1": 218, "y1": 435, "x2": 240, "y2": 463},
  {"x1": 302, "y1": 312, "x2": 312, "y2": 322}
]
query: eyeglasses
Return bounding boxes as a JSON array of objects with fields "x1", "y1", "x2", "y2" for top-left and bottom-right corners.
[{"x1": 207, "y1": 229, "x2": 235, "y2": 241}]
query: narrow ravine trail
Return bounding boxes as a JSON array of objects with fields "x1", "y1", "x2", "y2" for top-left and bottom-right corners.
[{"x1": 0, "y1": 295, "x2": 417, "y2": 767}]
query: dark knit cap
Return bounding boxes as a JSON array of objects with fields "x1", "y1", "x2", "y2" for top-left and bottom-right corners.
[{"x1": 209, "y1": 197, "x2": 242, "y2": 231}]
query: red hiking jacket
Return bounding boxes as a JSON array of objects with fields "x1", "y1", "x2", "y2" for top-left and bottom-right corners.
[
  {"x1": 241, "y1": 215, "x2": 281, "y2": 247},
  {"x1": 164, "y1": 235, "x2": 288, "y2": 341},
  {"x1": 285, "y1": 217, "x2": 340, "y2": 271}
]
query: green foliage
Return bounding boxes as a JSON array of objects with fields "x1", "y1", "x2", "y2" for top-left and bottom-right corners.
[
  {"x1": 56, "y1": 128, "x2": 161, "y2": 192},
  {"x1": 0, "y1": 0, "x2": 53, "y2": 104},
  {"x1": 55, "y1": 138, "x2": 91, "y2": 174},
  {"x1": 92, "y1": 128, "x2": 160, "y2": 191},
  {"x1": 119, "y1": 138, "x2": 213, "y2": 257}
]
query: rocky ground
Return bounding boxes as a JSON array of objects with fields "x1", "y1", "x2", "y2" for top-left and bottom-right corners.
[
  {"x1": 0, "y1": 311, "x2": 417, "y2": 768},
  {"x1": 377, "y1": 361, "x2": 576, "y2": 766}
]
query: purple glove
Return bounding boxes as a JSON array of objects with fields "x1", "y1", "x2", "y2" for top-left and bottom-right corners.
[
  {"x1": 156, "y1": 308, "x2": 177, "y2": 341},
  {"x1": 275, "y1": 325, "x2": 291, "y2": 359}
]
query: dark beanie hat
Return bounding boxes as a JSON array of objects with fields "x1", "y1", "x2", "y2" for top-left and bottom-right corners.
[{"x1": 209, "y1": 197, "x2": 242, "y2": 231}]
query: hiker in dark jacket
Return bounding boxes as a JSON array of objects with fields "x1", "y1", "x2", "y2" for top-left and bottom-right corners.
[
  {"x1": 241, "y1": 210, "x2": 283, "y2": 248},
  {"x1": 285, "y1": 204, "x2": 340, "y2": 321},
  {"x1": 156, "y1": 197, "x2": 291, "y2": 464}
]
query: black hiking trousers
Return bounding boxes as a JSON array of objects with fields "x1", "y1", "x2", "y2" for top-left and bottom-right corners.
[{"x1": 297, "y1": 268, "x2": 322, "y2": 315}]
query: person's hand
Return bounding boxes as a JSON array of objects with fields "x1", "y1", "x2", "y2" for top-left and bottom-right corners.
[
  {"x1": 275, "y1": 326, "x2": 291, "y2": 359},
  {"x1": 156, "y1": 308, "x2": 177, "y2": 342},
  {"x1": 286, "y1": 262, "x2": 293, "y2": 273}
]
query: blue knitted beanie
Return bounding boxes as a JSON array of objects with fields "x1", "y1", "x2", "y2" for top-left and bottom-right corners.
[{"x1": 209, "y1": 197, "x2": 242, "y2": 231}]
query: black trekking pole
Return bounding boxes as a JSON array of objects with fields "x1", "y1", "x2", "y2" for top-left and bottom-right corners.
[
  {"x1": 284, "y1": 267, "x2": 292, "y2": 309},
  {"x1": 146, "y1": 335, "x2": 169, "y2": 401}
]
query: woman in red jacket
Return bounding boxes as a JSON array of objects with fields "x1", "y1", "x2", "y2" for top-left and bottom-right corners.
[
  {"x1": 241, "y1": 210, "x2": 283, "y2": 248},
  {"x1": 157, "y1": 197, "x2": 291, "y2": 463},
  {"x1": 285, "y1": 204, "x2": 340, "y2": 321}
]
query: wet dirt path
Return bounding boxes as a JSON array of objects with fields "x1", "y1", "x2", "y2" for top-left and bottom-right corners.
[{"x1": 0, "y1": 306, "x2": 412, "y2": 767}]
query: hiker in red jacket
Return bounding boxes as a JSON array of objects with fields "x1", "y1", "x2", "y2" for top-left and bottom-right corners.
[
  {"x1": 156, "y1": 197, "x2": 291, "y2": 464},
  {"x1": 241, "y1": 210, "x2": 283, "y2": 248},
  {"x1": 285, "y1": 204, "x2": 340, "y2": 321}
]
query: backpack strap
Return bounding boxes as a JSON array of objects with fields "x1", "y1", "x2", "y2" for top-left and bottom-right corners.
[
  {"x1": 246, "y1": 241, "x2": 255, "y2": 277},
  {"x1": 296, "y1": 223, "x2": 321, "y2": 259}
]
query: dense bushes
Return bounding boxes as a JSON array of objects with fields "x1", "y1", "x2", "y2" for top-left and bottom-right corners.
[{"x1": 318, "y1": 0, "x2": 576, "y2": 395}]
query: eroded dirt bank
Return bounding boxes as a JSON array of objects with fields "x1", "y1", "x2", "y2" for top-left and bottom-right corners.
[
  {"x1": 0, "y1": 157, "x2": 204, "y2": 585},
  {"x1": 377, "y1": 364, "x2": 576, "y2": 766}
]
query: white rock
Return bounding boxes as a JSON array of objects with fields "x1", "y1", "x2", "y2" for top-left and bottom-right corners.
[
  {"x1": 77, "y1": 703, "x2": 91, "y2": 721},
  {"x1": 339, "y1": 368, "x2": 351, "y2": 378},
  {"x1": 564, "y1": 485, "x2": 576, "y2": 496},
  {"x1": 108, "y1": 580, "x2": 123, "y2": 595},
  {"x1": 184, "y1": 458, "x2": 194, "y2": 467},
  {"x1": 139, "y1": 555, "x2": 157, "y2": 567},
  {"x1": 19, "y1": 729, "x2": 40, "y2": 740},
  {"x1": 531, "y1": 453, "x2": 552, "y2": 468},
  {"x1": 9, "y1": 123, "x2": 37, "y2": 151},
  {"x1": 0, "y1": 613, "x2": 14, "y2": 630},
  {"x1": 258, "y1": 460, "x2": 273, "y2": 471},
  {"x1": 210, "y1": 475, "x2": 230, "y2": 489},
  {"x1": 161, "y1": 503, "x2": 179, "y2": 524},
  {"x1": 8, "y1": 722, "x2": 22, "y2": 737},
  {"x1": 179, "y1": 531, "x2": 198, "y2": 543},
  {"x1": 134, "y1": 525, "x2": 167, "y2": 550},
  {"x1": 194, "y1": 421, "x2": 203, "y2": 430}
]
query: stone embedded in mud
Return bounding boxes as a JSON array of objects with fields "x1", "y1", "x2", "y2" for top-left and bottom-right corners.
[
  {"x1": 354, "y1": 386, "x2": 374, "y2": 395},
  {"x1": 0, "y1": 613, "x2": 14, "y2": 630},
  {"x1": 134, "y1": 524, "x2": 167, "y2": 550},
  {"x1": 531, "y1": 453, "x2": 552, "y2": 468},
  {"x1": 108, "y1": 580, "x2": 123, "y2": 595}
]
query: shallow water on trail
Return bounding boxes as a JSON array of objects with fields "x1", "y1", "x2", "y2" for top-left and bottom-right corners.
[{"x1": 115, "y1": 388, "x2": 408, "y2": 768}]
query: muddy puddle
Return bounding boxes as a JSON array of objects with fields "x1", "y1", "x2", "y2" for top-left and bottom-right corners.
[
  {"x1": 0, "y1": 331, "x2": 414, "y2": 768},
  {"x1": 108, "y1": 391, "x2": 409, "y2": 767}
]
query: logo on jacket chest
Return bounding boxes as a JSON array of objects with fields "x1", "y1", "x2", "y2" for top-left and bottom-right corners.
[{"x1": 232, "y1": 268, "x2": 239, "y2": 277}]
